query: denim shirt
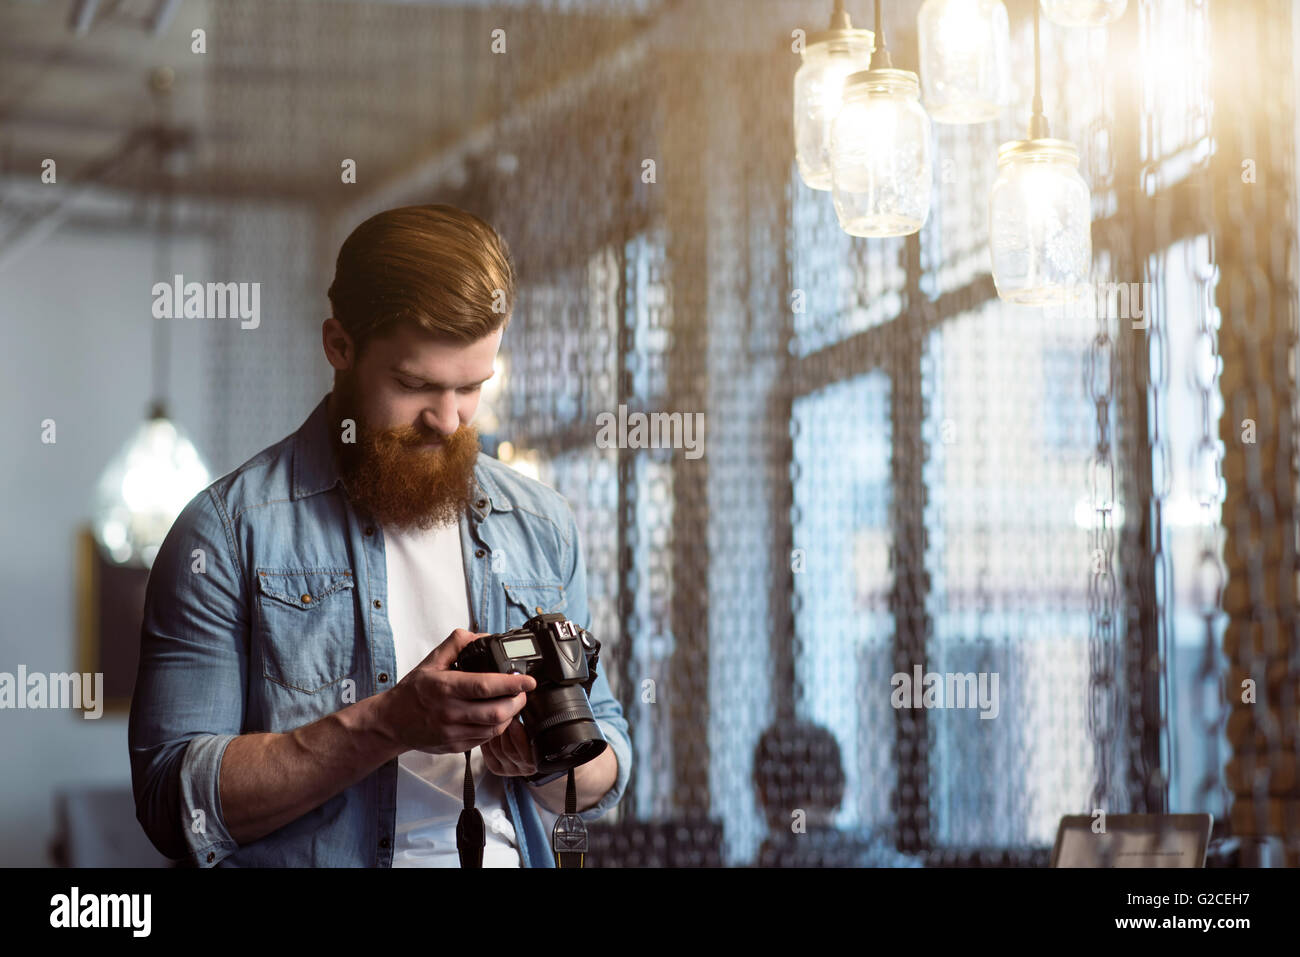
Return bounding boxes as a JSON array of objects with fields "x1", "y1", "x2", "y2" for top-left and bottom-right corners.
[{"x1": 128, "y1": 394, "x2": 632, "y2": 867}]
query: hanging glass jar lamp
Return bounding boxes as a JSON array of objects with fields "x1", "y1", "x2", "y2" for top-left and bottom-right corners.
[
  {"x1": 988, "y1": 2, "x2": 1090, "y2": 304},
  {"x1": 1040, "y1": 0, "x2": 1127, "y2": 29},
  {"x1": 93, "y1": 403, "x2": 212, "y2": 567},
  {"x1": 989, "y1": 140, "x2": 1090, "y2": 304},
  {"x1": 794, "y1": 0, "x2": 875, "y2": 191},
  {"x1": 829, "y1": 1, "x2": 932, "y2": 237},
  {"x1": 917, "y1": 0, "x2": 1011, "y2": 124}
]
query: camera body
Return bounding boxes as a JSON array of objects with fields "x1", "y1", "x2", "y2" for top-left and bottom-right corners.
[{"x1": 453, "y1": 612, "x2": 608, "y2": 785}]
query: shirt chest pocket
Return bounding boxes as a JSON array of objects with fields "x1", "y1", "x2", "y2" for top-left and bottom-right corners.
[
  {"x1": 501, "y1": 580, "x2": 567, "y2": 631},
  {"x1": 255, "y1": 568, "x2": 358, "y2": 694}
]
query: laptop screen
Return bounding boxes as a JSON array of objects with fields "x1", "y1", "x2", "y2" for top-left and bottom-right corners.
[{"x1": 1052, "y1": 814, "x2": 1213, "y2": 867}]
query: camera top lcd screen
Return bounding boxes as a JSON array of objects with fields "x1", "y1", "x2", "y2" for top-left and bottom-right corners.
[{"x1": 502, "y1": 637, "x2": 537, "y2": 659}]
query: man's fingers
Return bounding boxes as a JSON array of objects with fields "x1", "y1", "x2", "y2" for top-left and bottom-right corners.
[
  {"x1": 503, "y1": 720, "x2": 535, "y2": 769},
  {"x1": 442, "y1": 738, "x2": 492, "y2": 754},
  {"x1": 482, "y1": 724, "x2": 533, "y2": 776},
  {"x1": 451, "y1": 690, "x2": 528, "y2": 727},
  {"x1": 443, "y1": 669, "x2": 536, "y2": 700},
  {"x1": 425, "y1": 628, "x2": 490, "y2": 671},
  {"x1": 481, "y1": 738, "x2": 511, "y2": 776},
  {"x1": 442, "y1": 726, "x2": 511, "y2": 752}
]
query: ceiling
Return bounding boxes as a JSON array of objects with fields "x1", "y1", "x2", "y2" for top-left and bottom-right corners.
[{"x1": 0, "y1": 0, "x2": 663, "y2": 208}]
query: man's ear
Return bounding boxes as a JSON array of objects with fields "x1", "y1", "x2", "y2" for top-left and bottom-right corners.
[{"x1": 322, "y1": 317, "x2": 356, "y2": 371}]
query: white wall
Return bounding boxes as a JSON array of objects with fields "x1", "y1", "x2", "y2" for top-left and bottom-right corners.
[
  {"x1": 0, "y1": 190, "x2": 334, "y2": 865},
  {"x1": 0, "y1": 223, "x2": 210, "y2": 865}
]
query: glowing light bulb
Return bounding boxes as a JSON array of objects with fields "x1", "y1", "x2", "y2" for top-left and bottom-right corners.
[
  {"x1": 794, "y1": 28, "x2": 875, "y2": 191},
  {"x1": 989, "y1": 139, "x2": 1091, "y2": 305},
  {"x1": 918, "y1": 0, "x2": 1011, "y2": 124},
  {"x1": 830, "y1": 69, "x2": 932, "y2": 237},
  {"x1": 92, "y1": 413, "x2": 211, "y2": 567}
]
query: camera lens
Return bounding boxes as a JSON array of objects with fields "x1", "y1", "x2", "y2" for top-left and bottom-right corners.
[{"x1": 524, "y1": 684, "x2": 608, "y2": 773}]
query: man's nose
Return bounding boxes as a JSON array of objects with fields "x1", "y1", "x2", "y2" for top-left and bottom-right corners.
[{"x1": 421, "y1": 394, "x2": 459, "y2": 437}]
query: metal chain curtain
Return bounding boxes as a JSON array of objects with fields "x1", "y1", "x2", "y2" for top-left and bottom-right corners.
[
  {"x1": 1210, "y1": 0, "x2": 1300, "y2": 862},
  {"x1": 201, "y1": 203, "x2": 325, "y2": 472},
  {"x1": 204, "y1": 0, "x2": 1299, "y2": 866}
]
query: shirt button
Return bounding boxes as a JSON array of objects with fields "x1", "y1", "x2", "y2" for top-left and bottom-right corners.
[
  {"x1": 475, "y1": 549, "x2": 485, "y2": 558},
  {"x1": 535, "y1": 606, "x2": 543, "y2": 614},
  {"x1": 379, "y1": 837, "x2": 390, "y2": 849},
  {"x1": 364, "y1": 526, "x2": 375, "y2": 537},
  {"x1": 373, "y1": 599, "x2": 382, "y2": 609},
  {"x1": 378, "y1": 673, "x2": 389, "y2": 683},
  {"x1": 476, "y1": 499, "x2": 487, "y2": 509},
  {"x1": 206, "y1": 852, "x2": 215, "y2": 863},
  {"x1": 301, "y1": 594, "x2": 312, "y2": 603}
]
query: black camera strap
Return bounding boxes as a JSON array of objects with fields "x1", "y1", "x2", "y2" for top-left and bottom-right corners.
[
  {"x1": 456, "y1": 750, "x2": 485, "y2": 868},
  {"x1": 459, "y1": 756, "x2": 588, "y2": 869},
  {"x1": 551, "y1": 768, "x2": 587, "y2": 868}
]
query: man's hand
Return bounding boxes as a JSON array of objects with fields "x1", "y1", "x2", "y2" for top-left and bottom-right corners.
[
  {"x1": 482, "y1": 716, "x2": 538, "y2": 778},
  {"x1": 379, "y1": 628, "x2": 537, "y2": 754}
]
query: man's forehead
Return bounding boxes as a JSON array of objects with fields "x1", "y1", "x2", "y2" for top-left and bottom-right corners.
[
  {"x1": 374, "y1": 326, "x2": 501, "y2": 382},
  {"x1": 374, "y1": 324, "x2": 502, "y2": 358}
]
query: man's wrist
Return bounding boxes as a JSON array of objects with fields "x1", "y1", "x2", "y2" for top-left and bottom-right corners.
[{"x1": 337, "y1": 689, "x2": 405, "y2": 764}]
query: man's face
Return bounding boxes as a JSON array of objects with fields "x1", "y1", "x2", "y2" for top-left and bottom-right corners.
[{"x1": 324, "y1": 319, "x2": 503, "y2": 531}]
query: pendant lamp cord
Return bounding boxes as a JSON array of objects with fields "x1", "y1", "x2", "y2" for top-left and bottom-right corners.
[
  {"x1": 1029, "y1": 1, "x2": 1050, "y2": 139},
  {"x1": 869, "y1": 0, "x2": 893, "y2": 70},
  {"x1": 150, "y1": 84, "x2": 173, "y2": 420}
]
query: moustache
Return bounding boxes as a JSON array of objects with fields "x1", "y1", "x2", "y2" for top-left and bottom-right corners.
[{"x1": 384, "y1": 426, "x2": 452, "y2": 448}]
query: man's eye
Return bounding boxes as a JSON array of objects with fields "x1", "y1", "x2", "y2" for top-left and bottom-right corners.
[
  {"x1": 458, "y1": 384, "x2": 482, "y2": 395},
  {"x1": 396, "y1": 378, "x2": 426, "y2": 392}
]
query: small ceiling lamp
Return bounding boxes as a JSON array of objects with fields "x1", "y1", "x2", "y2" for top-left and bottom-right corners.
[
  {"x1": 1040, "y1": 0, "x2": 1127, "y2": 29},
  {"x1": 917, "y1": 0, "x2": 1011, "y2": 124},
  {"x1": 794, "y1": 1, "x2": 875, "y2": 192},
  {"x1": 829, "y1": 0, "x2": 933, "y2": 237},
  {"x1": 988, "y1": 3, "x2": 1090, "y2": 304},
  {"x1": 93, "y1": 408, "x2": 211, "y2": 567}
]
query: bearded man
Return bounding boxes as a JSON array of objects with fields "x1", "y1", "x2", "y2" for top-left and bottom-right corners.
[{"x1": 128, "y1": 204, "x2": 630, "y2": 868}]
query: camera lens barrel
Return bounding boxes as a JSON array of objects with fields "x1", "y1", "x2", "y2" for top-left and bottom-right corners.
[{"x1": 524, "y1": 684, "x2": 608, "y2": 773}]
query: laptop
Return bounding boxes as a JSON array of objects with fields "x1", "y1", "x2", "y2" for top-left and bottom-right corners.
[{"x1": 1051, "y1": 813, "x2": 1213, "y2": 867}]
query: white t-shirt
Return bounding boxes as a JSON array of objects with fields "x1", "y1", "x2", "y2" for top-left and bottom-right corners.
[{"x1": 384, "y1": 518, "x2": 521, "y2": 868}]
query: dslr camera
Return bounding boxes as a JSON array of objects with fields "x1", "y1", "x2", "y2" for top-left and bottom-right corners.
[{"x1": 453, "y1": 612, "x2": 607, "y2": 785}]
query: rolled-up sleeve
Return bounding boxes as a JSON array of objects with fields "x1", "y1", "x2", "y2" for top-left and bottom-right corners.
[
  {"x1": 560, "y1": 504, "x2": 632, "y2": 822},
  {"x1": 127, "y1": 486, "x2": 248, "y2": 867}
]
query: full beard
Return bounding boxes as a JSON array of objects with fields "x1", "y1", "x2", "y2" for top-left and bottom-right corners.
[{"x1": 330, "y1": 374, "x2": 482, "y2": 532}]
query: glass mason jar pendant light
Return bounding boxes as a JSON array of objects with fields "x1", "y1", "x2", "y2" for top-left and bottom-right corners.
[
  {"x1": 830, "y1": 0, "x2": 933, "y2": 237},
  {"x1": 1040, "y1": 0, "x2": 1126, "y2": 29},
  {"x1": 989, "y1": 2, "x2": 1090, "y2": 304},
  {"x1": 93, "y1": 403, "x2": 212, "y2": 567},
  {"x1": 917, "y1": 0, "x2": 1011, "y2": 124},
  {"x1": 794, "y1": 0, "x2": 875, "y2": 191}
]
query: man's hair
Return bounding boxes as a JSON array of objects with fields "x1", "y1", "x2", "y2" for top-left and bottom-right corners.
[{"x1": 327, "y1": 204, "x2": 515, "y2": 356}]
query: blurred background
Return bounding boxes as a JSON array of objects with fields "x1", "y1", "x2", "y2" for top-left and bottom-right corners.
[{"x1": 1, "y1": 0, "x2": 1298, "y2": 868}]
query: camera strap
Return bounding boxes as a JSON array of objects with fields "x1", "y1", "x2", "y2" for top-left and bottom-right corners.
[
  {"x1": 459, "y1": 757, "x2": 588, "y2": 868},
  {"x1": 551, "y1": 768, "x2": 588, "y2": 868},
  {"x1": 456, "y1": 750, "x2": 485, "y2": 868}
]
